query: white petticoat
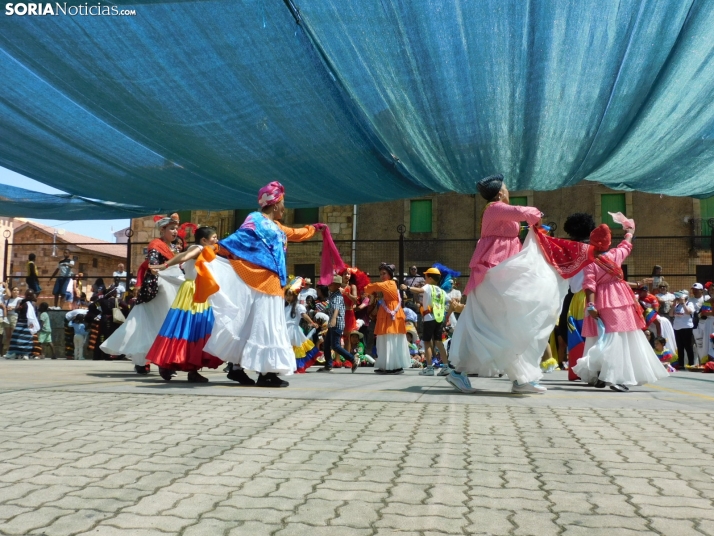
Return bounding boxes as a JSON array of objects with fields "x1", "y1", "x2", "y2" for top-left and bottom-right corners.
[
  {"x1": 202, "y1": 256, "x2": 295, "y2": 375},
  {"x1": 375, "y1": 333, "x2": 411, "y2": 371},
  {"x1": 574, "y1": 329, "x2": 669, "y2": 386},
  {"x1": 449, "y1": 231, "x2": 568, "y2": 385},
  {"x1": 100, "y1": 266, "x2": 184, "y2": 366}
]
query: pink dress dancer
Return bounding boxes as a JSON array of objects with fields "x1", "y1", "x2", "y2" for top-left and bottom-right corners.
[
  {"x1": 464, "y1": 202, "x2": 543, "y2": 295},
  {"x1": 573, "y1": 225, "x2": 668, "y2": 389},
  {"x1": 447, "y1": 174, "x2": 556, "y2": 395}
]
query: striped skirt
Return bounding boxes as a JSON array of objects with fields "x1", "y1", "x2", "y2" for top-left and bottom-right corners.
[
  {"x1": 8, "y1": 319, "x2": 33, "y2": 355},
  {"x1": 146, "y1": 280, "x2": 222, "y2": 371}
]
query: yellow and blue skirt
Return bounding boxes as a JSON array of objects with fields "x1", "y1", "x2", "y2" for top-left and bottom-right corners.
[{"x1": 146, "y1": 280, "x2": 222, "y2": 372}]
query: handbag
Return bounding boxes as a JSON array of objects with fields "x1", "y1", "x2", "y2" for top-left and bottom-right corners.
[{"x1": 112, "y1": 298, "x2": 126, "y2": 324}]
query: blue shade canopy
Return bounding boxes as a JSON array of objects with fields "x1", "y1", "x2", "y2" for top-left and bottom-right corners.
[
  {"x1": 1, "y1": 0, "x2": 714, "y2": 220},
  {"x1": 0, "y1": 183, "x2": 155, "y2": 219}
]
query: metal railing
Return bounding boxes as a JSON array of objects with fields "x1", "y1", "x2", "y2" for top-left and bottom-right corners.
[{"x1": 5, "y1": 228, "x2": 714, "y2": 295}]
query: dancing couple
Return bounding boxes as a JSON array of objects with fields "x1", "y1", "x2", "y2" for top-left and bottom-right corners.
[{"x1": 446, "y1": 174, "x2": 667, "y2": 394}]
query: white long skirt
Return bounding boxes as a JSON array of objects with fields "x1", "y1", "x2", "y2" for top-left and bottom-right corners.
[
  {"x1": 100, "y1": 266, "x2": 183, "y2": 366},
  {"x1": 574, "y1": 329, "x2": 669, "y2": 386},
  {"x1": 375, "y1": 334, "x2": 411, "y2": 371},
  {"x1": 202, "y1": 257, "x2": 295, "y2": 375},
  {"x1": 449, "y1": 231, "x2": 568, "y2": 385},
  {"x1": 694, "y1": 315, "x2": 713, "y2": 360}
]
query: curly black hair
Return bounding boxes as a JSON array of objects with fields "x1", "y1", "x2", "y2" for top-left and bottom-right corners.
[{"x1": 563, "y1": 213, "x2": 596, "y2": 242}]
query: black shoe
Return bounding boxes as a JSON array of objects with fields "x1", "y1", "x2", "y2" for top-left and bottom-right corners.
[
  {"x1": 351, "y1": 361, "x2": 358, "y2": 373},
  {"x1": 594, "y1": 380, "x2": 607, "y2": 388},
  {"x1": 135, "y1": 365, "x2": 149, "y2": 375},
  {"x1": 392, "y1": 368, "x2": 404, "y2": 375},
  {"x1": 227, "y1": 367, "x2": 256, "y2": 385},
  {"x1": 187, "y1": 371, "x2": 209, "y2": 383},
  {"x1": 316, "y1": 367, "x2": 333, "y2": 373},
  {"x1": 159, "y1": 367, "x2": 173, "y2": 381},
  {"x1": 256, "y1": 373, "x2": 289, "y2": 388},
  {"x1": 374, "y1": 369, "x2": 387, "y2": 374},
  {"x1": 610, "y1": 384, "x2": 628, "y2": 392}
]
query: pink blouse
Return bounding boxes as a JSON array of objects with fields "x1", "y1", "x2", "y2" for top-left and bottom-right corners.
[
  {"x1": 582, "y1": 240, "x2": 633, "y2": 310},
  {"x1": 581, "y1": 240, "x2": 644, "y2": 336},
  {"x1": 464, "y1": 202, "x2": 542, "y2": 295}
]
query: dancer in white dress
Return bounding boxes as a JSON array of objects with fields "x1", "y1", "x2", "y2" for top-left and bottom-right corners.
[{"x1": 100, "y1": 214, "x2": 184, "y2": 373}]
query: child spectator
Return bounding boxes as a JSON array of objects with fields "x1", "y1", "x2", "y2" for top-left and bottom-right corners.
[
  {"x1": 37, "y1": 302, "x2": 54, "y2": 359},
  {"x1": 654, "y1": 337, "x2": 676, "y2": 372},
  {"x1": 349, "y1": 330, "x2": 374, "y2": 366},
  {"x1": 317, "y1": 275, "x2": 357, "y2": 373},
  {"x1": 49, "y1": 249, "x2": 73, "y2": 309},
  {"x1": 70, "y1": 314, "x2": 87, "y2": 360}
]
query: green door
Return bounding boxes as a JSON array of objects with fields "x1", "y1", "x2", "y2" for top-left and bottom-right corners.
[{"x1": 601, "y1": 194, "x2": 626, "y2": 227}]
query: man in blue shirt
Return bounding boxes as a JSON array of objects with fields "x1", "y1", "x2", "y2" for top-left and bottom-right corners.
[{"x1": 317, "y1": 274, "x2": 357, "y2": 373}]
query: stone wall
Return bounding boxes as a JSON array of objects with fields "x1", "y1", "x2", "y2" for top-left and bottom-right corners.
[{"x1": 129, "y1": 185, "x2": 707, "y2": 286}]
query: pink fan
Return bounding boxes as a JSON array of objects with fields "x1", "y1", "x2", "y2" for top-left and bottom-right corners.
[{"x1": 608, "y1": 212, "x2": 635, "y2": 232}]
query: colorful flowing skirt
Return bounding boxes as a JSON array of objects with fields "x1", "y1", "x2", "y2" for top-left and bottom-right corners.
[
  {"x1": 288, "y1": 325, "x2": 320, "y2": 372},
  {"x1": 567, "y1": 290, "x2": 587, "y2": 380},
  {"x1": 294, "y1": 339, "x2": 320, "y2": 373},
  {"x1": 8, "y1": 319, "x2": 33, "y2": 355},
  {"x1": 146, "y1": 280, "x2": 222, "y2": 372}
]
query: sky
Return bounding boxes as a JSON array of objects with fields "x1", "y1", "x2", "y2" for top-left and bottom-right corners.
[{"x1": 0, "y1": 167, "x2": 130, "y2": 242}]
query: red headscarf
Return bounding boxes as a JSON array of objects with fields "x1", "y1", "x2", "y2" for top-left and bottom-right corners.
[{"x1": 590, "y1": 224, "x2": 612, "y2": 252}]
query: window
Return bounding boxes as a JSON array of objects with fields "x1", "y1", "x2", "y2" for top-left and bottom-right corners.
[
  {"x1": 601, "y1": 194, "x2": 626, "y2": 227},
  {"x1": 509, "y1": 196, "x2": 529, "y2": 240},
  {"x1": 176, "y1": 210, "x2": 192, "y2": 225},
  {"x1": 700, "y1": 197, "x2": 714, "y2": 237},
  {"x1": 233, "y1": 209, "x2": 253, "y2": 229},
  {"x1": 293, "y1": 263, "x2": 315, "y2": 281},
  {"x1": 293, "y1": 207, "x2": 319, "y2": 225},
  {"x1": 410, "y1": 200, "x2": 432, "y2": 233},
  {"x1": 92, "y1": 258, "x2": 98, "y2": 268}
]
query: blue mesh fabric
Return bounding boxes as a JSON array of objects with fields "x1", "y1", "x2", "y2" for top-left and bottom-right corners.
[{"x1": 0, "y1": 0, "x2": 713, "y2": 219}]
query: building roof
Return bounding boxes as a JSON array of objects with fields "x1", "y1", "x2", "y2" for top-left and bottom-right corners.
[{"x1": 14, "y1": 221, "x2": 126, "y2": 259}]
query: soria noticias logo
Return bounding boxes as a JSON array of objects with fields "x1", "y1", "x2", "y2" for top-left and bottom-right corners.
[{"x1": 5, "y1": 3, "x2": 137, "y2": 16}]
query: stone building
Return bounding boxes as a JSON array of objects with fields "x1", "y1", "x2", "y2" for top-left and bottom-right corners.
[
  {"x1": 128, "y1": 183, "x2": 714, "y2": 290},
  {"x1": 10, "y1": 221, "x2": 126, "y2": 301}
]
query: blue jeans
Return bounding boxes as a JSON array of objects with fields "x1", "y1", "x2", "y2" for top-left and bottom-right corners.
[{"x1": 324, "y1": 327, "x2": 354, "y2": 368}]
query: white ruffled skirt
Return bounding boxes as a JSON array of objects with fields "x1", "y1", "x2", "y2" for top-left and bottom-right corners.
[
  {"x1": 375, "y1": 334, "x2": 411, "y2": 371},
  {"x1": 574, "y1": 328, "x2": 669, "y2": 386},
  {"x1": 100, "y1": 266, "x2": 183, "y2": 366},
  {"x1": 202, "y1": 257, "x2": 295, "y2": 375},
  {"x1": 449, "y1": 231, "x2": 568, "y2": 385}
]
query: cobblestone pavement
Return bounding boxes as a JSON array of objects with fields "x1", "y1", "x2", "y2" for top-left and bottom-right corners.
[{"x1": 1, "y1": 361, "x2": 714, "y2": 535}]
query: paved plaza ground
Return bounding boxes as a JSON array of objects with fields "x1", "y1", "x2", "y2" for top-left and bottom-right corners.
[{"x1": 1, "y1": 360, "x2": 713, "y2": 536}]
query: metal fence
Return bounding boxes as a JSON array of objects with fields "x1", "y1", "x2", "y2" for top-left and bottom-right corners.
[
  {"x1": 5, "y1": 233, "x2": 714, "y2": 298},
  {"x1": 286, "y1": 234, "x2": 714, "y2": 292}
]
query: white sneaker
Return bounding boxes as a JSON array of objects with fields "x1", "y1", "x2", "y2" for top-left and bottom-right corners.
[
  {"x1": 419, "y1": 366, "x2": 435, "y2": 376},
  {"x1": 512, "y1": 381, "x2": 547, "y2": 394},
  {"x1": 445, "y1": 370, "x2": 478, "y2": 393},
  {"x1": 21, "y1": 355, "x2": 30, "y2": 360},
  {"x1": 437, "y1": 366, "x2": 451, "y2": 376}
]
